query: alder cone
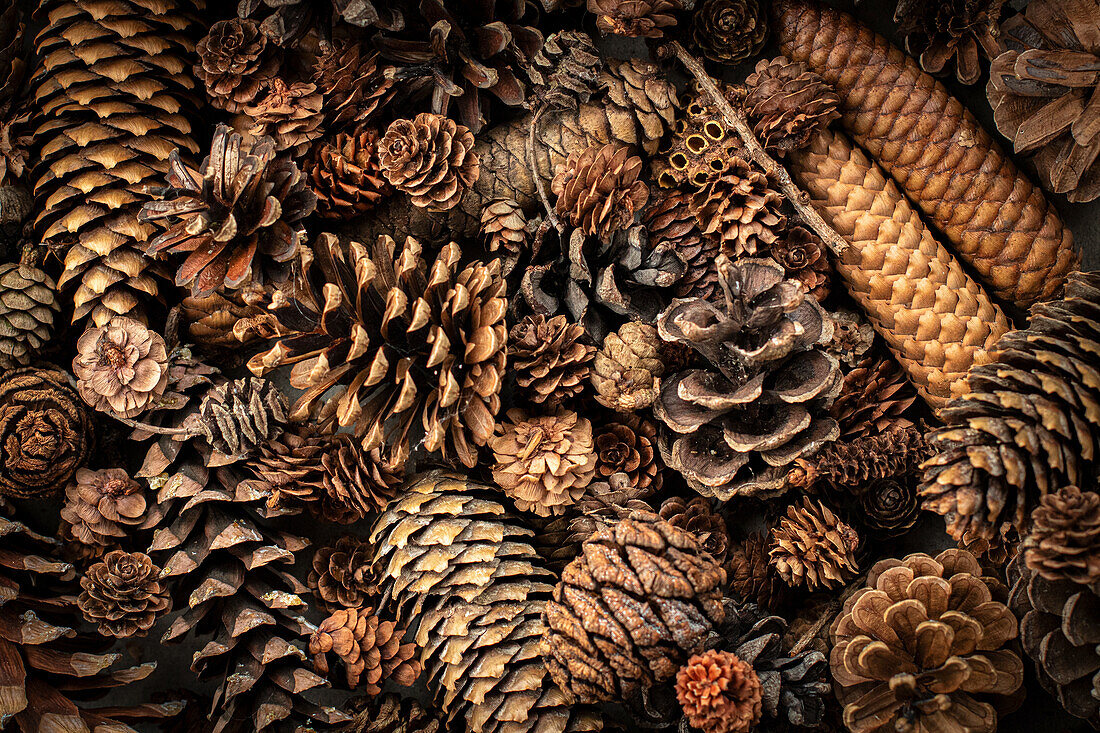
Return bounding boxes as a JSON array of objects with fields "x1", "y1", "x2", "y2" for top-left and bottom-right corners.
[
  {"x1": 379, "y1": 113, "x2": 479, "y2": 211},
  {"x1": 542, "y1": 510, "x2": 726, "y2": 704},
  {"x1": 0, "y1": 263, "x2": 59, "y2": 368},
  {"x1": 307, "y1": 127, "x2": 392, "y2": 219}
]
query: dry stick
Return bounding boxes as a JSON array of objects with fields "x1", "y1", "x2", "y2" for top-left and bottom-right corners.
[
  {"x1": 789, "y1": 572, "x2": 866, "y2": 656},
  {"x1": 528, "y1": 105, "x2": 564, "y2": 233},
  {"x1": 665, "y1": 41, "x2": 849, "y2": 256}
]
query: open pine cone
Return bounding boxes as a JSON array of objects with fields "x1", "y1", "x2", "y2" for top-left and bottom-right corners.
[
  {"x1": 897, "y1": 0, "x2": 1005, "y2": 85},
  {"x1": 551, "y1": 143, "x2": 649, "y2": 240},
  {"x1": 509, "y1": 314, "x2": 595, "y2": 405},
  {"x1": 595, "y1": 418, "x2": 663, "y2": 496},
  {"x1": 743, "y1": 57, "x2": 840, "y2": 156},
  {"x1": 245, "y1": 77, "x2": 325, "y2": 158},
  {"x1": 769, "y1": 497, "x2": 860, "y2": 590},
  {"x1": 312, "y1": 40, "x2": 396, "y2": 131},
  {"x1": 78, "y1": 550, "x2": 171, "y2": 638},
  {"x1": 309, "y1": 606, "x2": 420, "y2": 693},
  {"x1": 689, "y1": 156, "x2": 786, "y2": 256},
  {"x1": 309, "y1": 536, "x2": 375, "y2": 611},
  {"x1": 73, "y1": 316, "x2": 169, "y2": 419},
  {"x1": 60, "y1": 468, "x2": 158, "y2": 547},
  {"x1": 306, "y1": 126, "x2": 392, "y2": 219},
  {"x1": 194, "y1": 18, "x2": 278, "y2": 112},
  {"x1": 379, "y1": 113, "x2": 479, "y2": 211},
  {"x1": 1023, "y1": 485, "x2": 1100, "y2": 586},
  {"x1": 588, "y1": 0, "x2": 680, "y2": 38}
]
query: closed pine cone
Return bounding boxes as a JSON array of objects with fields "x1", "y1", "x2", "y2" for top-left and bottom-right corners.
[
  {"x1": 73, "y1": 316, "x2": 169, "y2": 419},
  {"x1": 769, "y1": 497, "x2": 859, "y2": 590},
  {"x1": 1024, "y1": 485, "x2": 1100, "y2": 586},
  {"x1": 542, "y1": 510, "x2": 727, "y2": 703},
  {"x1": 379, "y1": 113, "x2": 479, "y2": 210},
  {"x1": 726, "y1": 533, "x2": 790, "y2": 611},
  {"x1": 588, "y1": 0, "x2": 680, "y2": 38},
  {"x1": 787, "y1": 424, "x2": 930, "y2": 492},
  {"x1": 194, "y1": 18, "x2": 277, "y2": 112},
  {"x1": 312, "y1": 41, "x2": 396, "y2": 131},
  {"x1": 552, "y1": 142, "x2": 649, "y2": 240},
  {"x1": 307, "y1": 126, "x2": 392, "y2": 218},
  {"x1": 659, "y1": 495, "x2": 729, "y2": 564},
  {"x1": 676, "y1": 649, "x2": 764, "y2": 733},
  {"x1": 591, "y1": 321, "x2": 665, "y2": 412},
  {"x1": 60, "y1": 468, "x2": 157, "y2": 547},
  {"x1": 835, "y1": 549, "x2": 1023, "y2": 733},
  {"x1": 78, "y1": 551, "x2": 171, "y2": 638},
  {"x1": 690, "y1": 156, "x2": 785, "y2": 256},
  {"x1": 765, "y1": 226, "x2": 831, "y2": 301},
  {"x1": 190, "y1": 377, "x2": 288, "y2": 464},
  {"x1": 509, "y1": 314, "x2": 596, "y2": 405},
  {"x1": 743, "y1": 57, "x2": 840, "y2": 156},
  {"x1": 309, "y1": 536, "x2": 375, "y2": 612},
  {"x1": 594, "y1": 418, "x2": 663, "y2": 496},
  {"x1": 691, "y1": 0, "x2": 768, "y2": 63},
  {"x1": 490, "y1": 408, "x2": 597, "y2": 516},
  {"x1": 0, "y1": 263, "x2": 59, "y2": 369},
  {"x1": 309, "y1": 606, "x2": 420, "y2": 694}
]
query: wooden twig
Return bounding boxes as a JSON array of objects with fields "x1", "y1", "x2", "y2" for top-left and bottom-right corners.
[
  {"x1": 664, "y1": 41, "x2": 849, "y2": 256},
  {"x1": 528, "y1": 105, "x2": 564, "y2": 233},
  {"x1": 789, "y1": 571, "x2": 866, "y2": 656}
]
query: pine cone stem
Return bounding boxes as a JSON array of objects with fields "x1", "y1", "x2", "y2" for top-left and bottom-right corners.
[{"x1": 663, "y1": 41, "x2": 849, "y2": 256}]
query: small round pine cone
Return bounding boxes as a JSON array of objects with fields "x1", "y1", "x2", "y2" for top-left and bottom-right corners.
[
  {"x1": 312, "y1": 41, "x2": 396, "y2": 130},
  {"x1": 60, "y1": 468, "x2": 156, "y2": 547},
  {"x1": 490, "y1": 408, "x2": 597, "y2": 516},
  {"x1": 194, "y1": 18, "x2": 278, "y2": 113},
  {"x1": 725, "y1": 532, "x2": 791, "y2": 611},
  {"x1": 306, "y1": 126, "x2": 392, "y2": 219},
  {"x1": 379, "y1": 113, "x2": 479, "y2": 211},
  {"x1": 591, "y1": 321, "x2": 665, "y2": 412},
  {"x1": 527, "y1": 30, "x2": 603, "y2": 111},
  {"x1": 588, "y1": 0, "x2": 680, "y2": 39},
  {"x1": 509, "y1": 315, "x2": 595, "y2": 405},
  {"x1": 860, "y1": 479, "x2": 921, "y2": 540},
  {"x1": 743, "y1": 57, "x2": 840, "y2": 156},
  {"x1": 691, "y1": 0, "x2": 767, "y2": 64},
  {"x1": 551, "y1": 143, "x2": 649, "y2": 240},
  {"x1": 659, "y1": 495, "x2": 729, "y2": 564},
  {"x1": 192, "y1": 377, "x2": 287, "y2": 463},
  {"x1": 829, "y1": 353, "x2": 918, "y2": 440},
  {"x1": 765, "y1": 226, "x2": 831, "y2": 301},
  {"x1": 689, "y1": 156, "x2": 785, "y2": 256},
  {"x1": 73, "y1": 316, "x2": 169, "y2": 419},
  {"x1": 1024, "y1": 485, "x2": 1100, "y2": 585},
  {"x1": 594, "y1": 418, "x2": 663, "y2": 496},
  {"x1": 309, "y1": 536, "x2": 376, "y2": 612},
  {"x1": 770, "y1": 498, "x2": 860, "y2": 590},
  {"x1": 0, "y1": 263, "x2": 59, "y2": 369},
  {"x1": 246, "y1": 77, "x2": 325, "y2": 158},
  {"x1": 78, "y1": 551, "x2": 171, "y2": 638},
  {"x1": 676, "y1": 649, "x2": 764, "y2": 733},
  {"x1": 309, "y1": 607, "x2": 421, "y2": 694}
]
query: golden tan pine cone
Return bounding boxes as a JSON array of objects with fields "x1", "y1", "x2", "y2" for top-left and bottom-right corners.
[
  {"x1": 379, "y1": 113, "x2": 480, "y2": 211},
  {"x1": 590, "y1": 321, "x2": 665, "y2": 412},
  {"x1": 769, "y1": 497, "x2": 859, "y2": 590},
  {"x1": 551, "y1": 142, "x2": 649, "y2": 240}
]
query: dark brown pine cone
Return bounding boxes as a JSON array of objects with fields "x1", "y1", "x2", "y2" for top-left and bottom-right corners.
[
  {"x1": 312, "y1": 40, "x2": 396, "y2": 130},
  {"x1": 895, "y1": 0, "x2": 1005, "y2": 84},
  {"x1": 769, "y1": 498, "x2": 859, "y2": 590},
  {"x1": 742, "y1": 57, "x2": 841, "y2": 156},
  {"x1": 239, "y1": 0, "x2": 400, "y2": 46},
  {"x1": 73, "y1": 316, "x2": 169, "y2": 418},
  {"x1": 1024, "y1": 485, "x2": 1100, "y2": 585},
  {"x1": 510, "y1": 315, "x2": 595, "y2": 405},
  {"x1": 542, "y1": 510, "x2": 726, "y2": 703},
  {"x1": 591, "y1": 321, "x2": 666, "y2": 412},
  {"x1": 479, "y1": 199, "x2": 527, "y2": 260},
  {"x1": 340, "y1": 693, "x2": 445, "y2": 733},
  {"x1": 787, "y1": 425, "x2": 930, "y2": 492},
  {"x1": 379, "y1": 113, "x2": 479, "y2": 211},
  {"x1": 0, "y1": 367, "x2": 92, "y2": 498},
  {"x1": 726, "y1": 532, "x2": 791, "y2": 611},
  {"x1": 309, "y1": 607, "x2": 421, "y2": 694},
  {"x1": 194, "y1": 18, "x2": 278, "y2": 112},
  {"x1": 659, "y1": 495, "x2": 729, "y2": 564},
  {"x1": 60, "y1": 468, "x2": 158, "y2": 547},
  {"x1": 644, "y1": 189, "x2": 717, "y2": 302},
  {"x1": 766, "y1": 226, "x2": 831, "y2": 301},
  {"x1": 860, "y1": 479, "x2": 921, "y2": 539},
  {"x1": 246, "y1": 77, "x2": 325, "y2": 158},
  {"x1": 309, "y1": 536, "x2": 375, "y2": 611},
  {"x1": 676, "y1": 649, "x2": 764, "y2": 733},
  {"x1": 78, "y1": 551, "x2": 171, "y2": 638},
  {"x1": 0, "y1": 263, "x2": 59, "y2": 369},
  {"x1": 829, "y1": 354, "x2": 918, "y2": 440},
  {"x1": 307, "y1": 126, "x2": 392, "y2": 219},
  {"x1": 527, "y1": 30, "x2": 603, "y2": 111},
  {"x1": 588, "y1": 0, "x2": 680, "y2": 38},
  {"x1": 552, "y1": 143, "x2": 649, "y2": 240},
  {"x1": 691, "y1": 0, "x2": 767, "y2": 64},
  {"x1": 690, "y1": 156, "x2": 785, "y2": 256},
  {"x1": 595, "y1": 418, "x2": 663, "y2": 496},
  {"x1": 141, "y1": 124, "x2": 316, "y2": 296},
  {"x1": 191, "y1": 377, "x2": 288, "y2": 463}
]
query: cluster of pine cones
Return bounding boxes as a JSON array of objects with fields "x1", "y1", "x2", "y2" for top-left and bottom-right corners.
[{"x1": 0, "y1": 0, "x2": 1097, "y2": 731}]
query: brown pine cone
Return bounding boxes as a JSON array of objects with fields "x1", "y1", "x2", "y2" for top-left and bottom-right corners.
[
  {"x1": 600, "y1": 58, "x2": 679, "y2": 156},
  {"x1": 0, "y1": 367, "x2": 93, "y2": 498},
  {"x1": 691, "y1": 0, "x2": 767, "y2": 63},
  {"x1": 178, "y1": 283, "x2": 277, "y2": 352},
  {"x1": 542, "y1": 510, "x2": 727, "y2": 703},
  {"x1": 309, "y1": 607, "x2": 420, "y2": 694},
  {"x1": 659, "y1": 495, "x2": 729, "y2": 564},
  {"x1": 246, "y1": 77, "x2": 325, "y2": 157},
  {"x1": 595, "y1": 418, "x2": 663, "y2": 496},
  {"x1": 0, "y1": 263, "x2": 58, "y2": 369},
  {"x1": 194, "y1": 18, "x2": 278, "y2": 112},
  {"x1": 588, "y1": 0, "x2": 680, "y2": 38},
  {"x1": 591, "y1": 321, "x2": 665, "y2": 412},
  {"x1": 510, "y1": 315, "x2": 595, "y2": 405},
  {"x1": 309, "y1": 536, "x2": 375, "y2": 611},
  {"x1": 860, "y1": 478, "x2": 921, "y2": 539},
  {"x1": 340, "y1": 693, "x2": 445, "y2": 733},
  {"x1": 191, "y1": 377, "x2": 288, "y2": 463},
  {"x1": 690, "y1": 157, "x2": 786, "y2": 256},
  {"x1": 829, "y1": 354, "x2": 918, "y2": 440},
  {"x1": 307, "y1": 126, "x2": 392, "y2": 219},
  {"x1": 60, "y1": 468, "x2": 158, "y2": 547},
  {"x1": 743, "y1": 57, "x2": 841, "y2": 156},
  {"x1": 899, "y1": 0, "x2": 1005, "y2": 85},
  {"x1": 644, "y1": 189, "x2": 716, "y2": 301},
  {"x1": 312, "y1": 41, "x2": 396, "y2": 131},
  {"x1": 552, "y1": 143, "x2": 649, "y2": 240},
  {"x1": 379, "y1": 113, "x2": 479, "y2": 211},
  {"x1": 676, "y1": 649, "x2": 764, "y2": 733},
  {"x1": 1024, "y1": 485, "x2": 1100, "y2": 585},
  {"x1": 787, "y1": 425, "x2": 930, "y2": 492},
  {"x1": 527, "y1": 30, "x2": 603, "y2": 111},
  {"x1": 479, "y1": 199, "x2": 527, "y2": 259},
  {"x1": 766, "y1": 226, "x2": 831, "y2": 301},
  {"x1": 726, "y1": 532, "x2": 791, "y2": 611},
  {"x1": 73, "y1": 316, "x2": 169, "y2": 418},
  {"x1": 78, "y1": 550, "x2": 171, "y2": 638},
  {"x1": 770, "y1": 498, "x2": 859, "y2": 590},
  {"x1": 490, "y1": 408, "x2": 597, "y2": 516}
]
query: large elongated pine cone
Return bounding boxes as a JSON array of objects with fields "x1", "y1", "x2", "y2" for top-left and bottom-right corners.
[
  {"x1": 789, "y1": 129, "x2": 1011, "y2": 407},
  {"x1": 29, "y1": 0, "x2": 202, "y2": 326},
  {"x1": 771, "y1": 0, "x2": 1077, "y2": 308},
  {"x1": 369, "y1": 473, "x2": 602, "y2": 733}
]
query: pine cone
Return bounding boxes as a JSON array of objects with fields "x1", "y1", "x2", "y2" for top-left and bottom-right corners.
[
  {"x1": 141, "y1": 124, "x2": 316, "y2": 296},
  {"x1": 307, "y1": 126, "x2": 392, "y2": 219},
  {"x1": 194, "y1": 18, "x2": 278, "y2": 112},
  {"x1": 860, "y1": 478, "x2": 921, "y2": 539},
  {"x1": 691, "y1": 0, "x2": 767, "y2": 63},
  {"x1": 743, "y1": 57, "x2": 841, "y2": 155},
  {"x1": 542, "y1": 510, "x2": 727, "y2": 703},
  {"x1": 1023, "y1": 485, "x2": 1100, "y2": 585},
  {"x1": 655, "y1": 257, "x2": 840, "y2": 499},
  {"x1": 588, "y1": 0, "x2": 680, "y2": 38},
  {"x1": 824, "y1": 308, "x2": 876, "y2": 368},
  {"x1": 787, "y1": 424, "x2": 930, "y2": 492},
  {"x1": 309, "y1": 536, "x2": 375, "y2": 611},
  {"x1": 829, "y1": 353, "x2": 918, "y2": 440},
  {"x1": 509, "y1": 315, "x2": 595, "y2": 405},
  {"x1": 0, "y1": 367, "x2": 92, "y2": 498},
  {"x1": 178, "y1": 284, "x2": 276, "y2": 352},
  {"x1": 73, "y1": 316, "x2": 169, "y2": 418},
  {"x1": 595, "y1": 418, "x2": 663, "y2": 496},
  {"x1": 240, "y1": 0, "x2": 400, "y2": 46},
  {"x1": 644, "y1": 189, "x2": 716, "y2": 301},
  {"x1": 591, "y1": 321, "x2": 665, "y2": 412},
  {"x1": 480, "y1": 198, "x2": 527, "y2": 259},
  {"x1": 988, "y1": 0, "x2": 1100, "y2": 202},
  {"x1": 246, "y1": 77, "x2": 325, "y2": 157},
  {"x1": 920, "y1": 271, "x2": 1100, "y2": 558},
  {"x1": 60, "y1": 468, "x2": 159, "y2": 547},
  {"x1": 659, "y1": 495, "x2": 729, "y2": 564},
  {"x1": 192, "y1": 377, "x2": 288, "y2": 463},
  {"x1": 898, "y1": 0, "x2": 1005, "y2": 85},
  {"x1": 676, "y1": 649, "x2": 763, "y2": 733},
  {"x1": 78, "y1": 550, "x2": 171, "y2": 638},
  {"x1": 490, "y1": 408, "x2": 597, "y2": 516},
  {"x1": 0, "y1": 263, "x2": 59, "y2": 368},
  {"x1": 835, "y1": 550, "x2": 1023, "y2": 732},
  {"x1": 690, "y1": 157, "x2": 785, "y2": 256},
  {"x1": 600, "y1": 58, "x2": 679, "y2": 155},
  {"x1": 0, "y1": 2, "x2": 25, "y2": 118},
  {"x1": 726, "y1": 533, "x2": 790, "y2": 611},
  {"x1": 312, "y1": 41, "x2": 396, "y2": 131},
  {"x1": 249, "y1": 234, "x2": 506, "y2": 469},
  {"x1": 527, "y1": 30, "x2": 603, "y2": 111},
  {"x1": 379, "y1": 113, "x2": 479, "y2": 211},
  {"x1": 552, "y1": 143, "x2": 649, "y2": 240},
  {"x1": 769, "y1": 497, "x2": 859, "y2": 590},
  {"x1": 309, "y1": 606, "x2": 420, "y2": 693},
  {"x1": 765, "y1": 225, "x2": 831, "y2": 301},
  {"x1": 340, "y1": 693, "x2": 446, "y2": 733}
]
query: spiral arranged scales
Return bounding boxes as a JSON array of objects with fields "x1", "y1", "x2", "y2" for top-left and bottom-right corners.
[{"x1": 771, "y1": 0, "x2": 1077, "y2": 309}]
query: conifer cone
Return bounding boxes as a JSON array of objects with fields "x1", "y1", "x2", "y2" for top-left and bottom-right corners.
[
  {"x1": 369, "y1": 473, "x2": 603, "y2": 733},
  {"x1": 309, "y1": 536, "x2": 375, "y2": 612},
  {"x1": 78, "y1": 550, "x2": 171, "y2": 638},
  {"x1": 309, "y1": 607, "x2": 420, "y2": 693},
  {"x1": 1023, "y1": 485, "x2": 1100, "y2": 586},
  {"x1": 340, "y1": 693, "x2": 445, "y2": 733},
  {"x1": 921, "y1": 271, "x2": 1100, "y2": 558},
  {"x1": 379, "y1": 113, "x2": 479, "y2": 211},
  {"x1": 896, "y1": 0, "x2": 1004, "y2": 85},
  {"x1": 194, "y1": 18, "x2": 278, "y2": 113},
  {"x1": 588, "y1": 0, "x2": 680, "y2": 39},
  {"x1": 178, "y1": 283, "x2": 277, "y2": 353},
  {"x1": 644, "y1": 189, "x2": 717, "y2": 302},
  {"x1": 787, "y1": 425, "x2": 930, "y2": 492},
  {"x1": 552, "y1": 143, "x2": 649, "y2": 240},
  {"x1": 860, "y1": 479, "x2": 922, "y2": 539},
  {"x1": 29, "y1": 0, "x2": 202, "y2": 326},
  {"x1": 676, "y1": 649, "x2": 763, "y2": 733},
  {"x1": 249, "y1": 233, "x2": 506, "y2": 469},
  {"x1": 829, "y1": 353, "x2": 918, "y2": 440},
  {"x1": 480, "y1": 199, "x2": 527, "y2": 261},
  {"x1": 689, "y1": 156, "x2": 785, "y2": 257},
  {"x1": 0, "y1": 262, "x2": 59, "y2": 368},
  {"x1": 0, "y1": 512, "x2": 182, "y2": 731},
  {"x1": 659, "y1": 495, "x2": 730, "y2": 564},
  {"x1": 765, "y1": 226, "x2": 831, "y2": 301},
  {"x1": 594, "y1": 418, "x2": 663, "y2": 495},
  {"x1": 245, "y1": 78, "x2": 325, "y2": 158},
  {"x1": 527, "y1": 30, "x2": 603, "y2": 111},
  {"x1": 743, "y1": 57, "x2": 840, "y2": 156},
  {"x1": 510, "y1": 315, "x2": 595, "y2": 405},
  {"x1": 542, "y1": 510, "x2": 727, "y2": 704},
  {"x1": 691, "y1": 0, "x2": 767, "y2": 63},
  {"x1": 835, "y1": 550, "x2": 1023, "y2": 733},
  {"x1": 591, "y1": 321, "x2": 665, "y2": 412},
  {"x1": 306, "y1": 126, "x2": 392, "y2": 219},
  {"x1": 726, "y1": 533, "x2": 790, "y2": 612},
  {"x1": 312, "y1": 41, "x2": 396, "y2": 132},
  {"x1": 61, "y1": 467, "x2": 160, "y2": 548},
  {"x1": 239, "y1": 0, "x2": 401, "y2": 47},
  {"x1": 769, "y1": 498, "x2": 860, "y2": 590},
  {"x1": 0, "y1": 366, "x2": 92, "y2": 498},
  {"x1": 73, "y1": 316, "x2": 169, "y2": 419},
  {"x1": 825, "y1": 309, "x2": 876, "y2": 368},
  {"x1": 191, "y1": 377, "x2": 288, "y2": 465}
]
